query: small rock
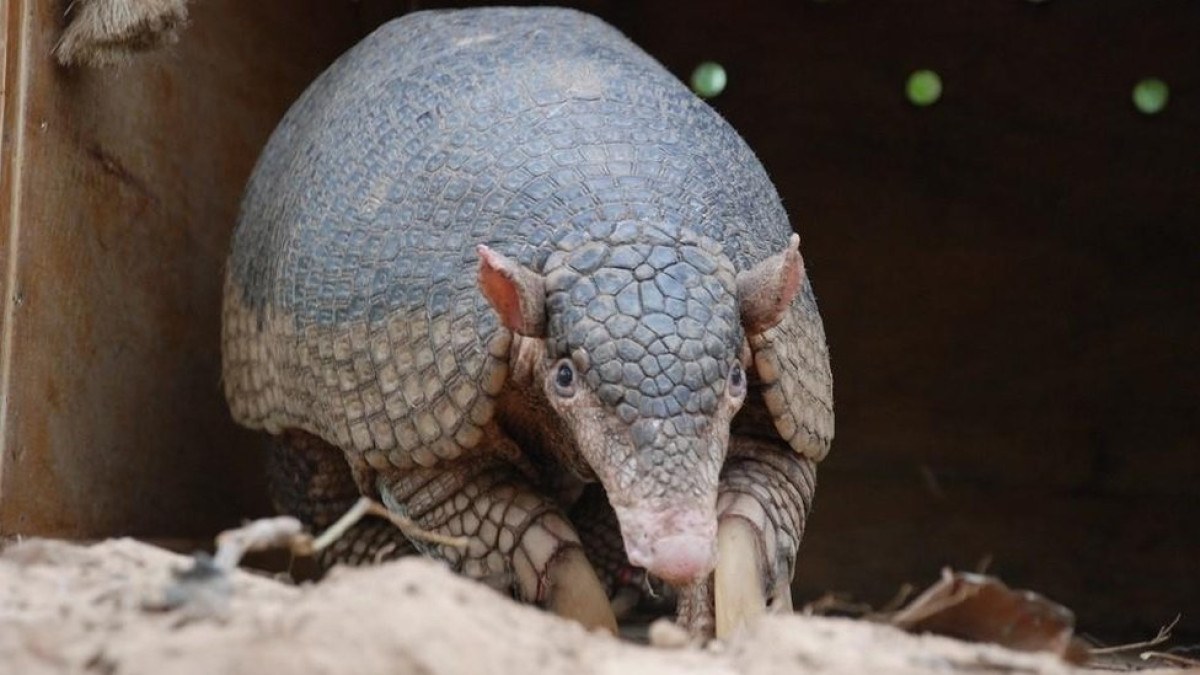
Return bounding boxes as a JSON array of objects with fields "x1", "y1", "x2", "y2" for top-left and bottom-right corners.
[{"x1": 648, "y1": 618, "x2": 691, "y2": 648}]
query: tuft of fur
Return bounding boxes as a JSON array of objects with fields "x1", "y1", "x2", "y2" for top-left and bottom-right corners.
[{"x1": 55, "y1": 0, "x2": 189, "y2": 68}]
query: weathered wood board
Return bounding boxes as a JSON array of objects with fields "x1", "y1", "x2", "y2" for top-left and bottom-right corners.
[{"x1": 0, "y1": 0, "x2": 389, "y2": 536}]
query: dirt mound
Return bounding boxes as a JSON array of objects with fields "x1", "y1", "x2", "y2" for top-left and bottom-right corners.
[{"x1": 0, "y1": 538, "x2": 1102, "y2": 674}]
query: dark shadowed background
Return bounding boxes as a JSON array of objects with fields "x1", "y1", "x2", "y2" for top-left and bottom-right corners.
[{"x1": 2, "y1": 0, "x2": 1195, "y2": 643}]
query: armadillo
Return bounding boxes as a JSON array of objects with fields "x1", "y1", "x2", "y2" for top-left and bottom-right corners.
[{"x1": 222, "y1": 7, "x2": 833, "y2": 637}]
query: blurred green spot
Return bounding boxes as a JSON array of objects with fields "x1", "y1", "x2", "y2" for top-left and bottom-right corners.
[
  {"x1": 691, "y1": 62, "x2": 727, "y2": 99},
  {"x1": 906, "y1": 70, "x2": 942, "y2": 107},
  {"x1": 1133, "y1": 78, "x2": 1169, "y2": 115}
]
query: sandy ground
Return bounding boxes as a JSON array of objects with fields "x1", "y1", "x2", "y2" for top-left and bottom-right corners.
[{"x1": 0, "y1": 538, "x2": 1181, "y2": 675}]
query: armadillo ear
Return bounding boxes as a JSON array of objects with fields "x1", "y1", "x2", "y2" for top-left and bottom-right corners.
[
  {"x1": 737, "y1": 234, "x2": 805, "y2": 335},
  {"x1": 477, "y1": 245, "x2": 546, "y2": 337}
]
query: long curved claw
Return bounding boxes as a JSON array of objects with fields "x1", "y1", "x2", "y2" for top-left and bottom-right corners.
[
  {"x1": 769, "y1": 580, "x2": 794, "y2": 612},
  {"x1": 714, "y1": 517, "x2": 767, "y2": 639},
  {"x1": 710, "y1": 438, "x2": 817, "y2": 637},
  {"x1": 545, "y1": 546, "x2": 619, "y2": 634}
]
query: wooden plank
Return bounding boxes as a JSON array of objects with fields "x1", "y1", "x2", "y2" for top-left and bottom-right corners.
[
  {"x1": 0, "y1": 0, "x2": 36, "y2": 527},
  {"x1": 0, "y1": 0, "x2": 369, "y2": 537}
]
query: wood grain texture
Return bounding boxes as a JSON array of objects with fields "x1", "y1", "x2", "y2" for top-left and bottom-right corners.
[{"x1": 0, "y1": 0, "x2": 378, "y2": 536}]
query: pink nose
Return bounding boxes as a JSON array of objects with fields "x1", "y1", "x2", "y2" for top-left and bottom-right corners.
[
  {"x1": 630, "y1": 533, "x2": 716, "y2": 585},
  {"x1": 619, "y1": 506, "x2": 717, "y2": 585}
]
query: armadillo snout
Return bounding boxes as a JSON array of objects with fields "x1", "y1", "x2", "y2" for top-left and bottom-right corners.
[
  {"x1": 618, "y1": 505, "x2": 717, "y2": 585},
  {"x1": 636, "y1": 533, "x2": 716, "y2": 586}
]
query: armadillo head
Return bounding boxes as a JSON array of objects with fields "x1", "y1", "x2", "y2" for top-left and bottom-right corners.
[{"x1": 478, "y1": 227, "x2": 803, "y2": 587}]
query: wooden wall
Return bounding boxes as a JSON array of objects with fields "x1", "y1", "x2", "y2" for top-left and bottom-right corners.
[
  {"x1": 2, "y1": 0, "x2": 1195, "y2": 643},
  {"x1": 0, "y1": 0, "x2": 406, "y2": 536}
]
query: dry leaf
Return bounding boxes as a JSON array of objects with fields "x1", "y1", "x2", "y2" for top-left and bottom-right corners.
[{"x1": 888, "y1": 568, "x2": 1088, "y2": 663}]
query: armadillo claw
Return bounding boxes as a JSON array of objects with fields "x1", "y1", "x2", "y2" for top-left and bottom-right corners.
[
  {"x1": 714, "y1": 517, "x2": 767, "y2": 639},
  {"x1": 545, "y1": 546, "x2": 619, "y2": 634}
]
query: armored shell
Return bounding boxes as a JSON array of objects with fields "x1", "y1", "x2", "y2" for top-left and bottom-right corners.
[{"x1": 222, "y1": 8, "x2": 832, "y2": 477}]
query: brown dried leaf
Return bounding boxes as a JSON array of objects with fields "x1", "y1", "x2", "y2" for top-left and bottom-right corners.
[{"x1": 888, "y1": 568, "x2": 1087, "y2": 663}]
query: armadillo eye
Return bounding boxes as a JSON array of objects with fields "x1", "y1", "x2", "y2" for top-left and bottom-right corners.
[
  {"x1": 727, "y1": 363, "x2": 746, "y2": 398},
  {"x1": 553, "y1": 360, "x2": 576, "y2": 396}
]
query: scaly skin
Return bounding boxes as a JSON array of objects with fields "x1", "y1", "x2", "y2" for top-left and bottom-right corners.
[
  {"x1": 223, "y1": 8, "x2": 833, "y2": 636},
  {"x1": 677, "y1": 437, "x2": 817, "y2": 636},
  {"x1": 268, "y1": 430, "x2": 416, "y2": 569}
]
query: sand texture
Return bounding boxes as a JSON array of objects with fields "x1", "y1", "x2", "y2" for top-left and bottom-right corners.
[{"x1": 0, "y1": 538, "x2": 1166, "y2": 675}]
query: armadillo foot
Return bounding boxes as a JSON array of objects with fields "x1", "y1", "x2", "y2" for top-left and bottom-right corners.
[
  {"x1": 379, "y1": 453, "x2": 616, "y2": 633},
  {"x1": 676, "y1": 578, "x2": 715, "y2": 637},
  {"x1": 681, "y1": 436, "x2": 817, "y2": 638},
  {"x1": 715, "y1": 517, "x2": 767, "y2": 638},
  {"x1": 545, "y1": 546, "x2": 619, "y2": 633}
]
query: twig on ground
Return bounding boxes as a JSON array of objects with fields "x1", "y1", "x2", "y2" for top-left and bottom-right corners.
[
  {"x1": 873, "y1": 583, "x2": 916, "y2": 616},
  {"x1": 802, "y1": 592, "x2": 875, "y2": 617},
  {"x1": 213, "y1": 517, "x2": 305, "y2": 571},
  {"x1": 212, "y1": 496, "x2": 466, "y2": 569},
  {"x1": 1139, "y1": 650, "x2": 1200, "y2": 668},
  {"x1": 153, "y1": 497, "x2": 465, "y2": 617},
  {"x1": 1089, "y1": 615, "x2": 1180, "y2": 655},
  {"x1": 309, "y1": 497, "x2": 468, "y2": 552},
  {"x1": 148, "y1": 497, "x2": 463, "y2": 619}
]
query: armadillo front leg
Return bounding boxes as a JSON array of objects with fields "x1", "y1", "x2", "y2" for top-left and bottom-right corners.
[
  {"x1": 677, "y1": 436, "x2": 817, "y2": 637},
  {"x1": 269, "y1": 430, "x2": 416, "y2": 570},
  {"x1": 377, "y1": 451, "x2": 618, "y2": 633}
]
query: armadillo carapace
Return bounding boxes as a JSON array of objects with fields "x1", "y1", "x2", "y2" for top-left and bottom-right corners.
[{"x1": 222, "y1": 7, "x2": 833, "y2": 637}]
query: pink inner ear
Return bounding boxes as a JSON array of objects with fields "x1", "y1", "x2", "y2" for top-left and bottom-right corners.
[
  {"x1": 779, "y1": 246, "x2": 805, "y2": 309},
  {"x1": 477, "y1": 245, "x2": 526, "y2": 333},
  {"x1": 739, "y1": 234, "x2": 807, "y2": 335}
]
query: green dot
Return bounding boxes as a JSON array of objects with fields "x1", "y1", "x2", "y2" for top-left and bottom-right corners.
[
  {"x1": 906, "y1": 69, "x2": 942, "y2": 107},
  {"x1": 1132, "y1": 78, "x2": 1169, "y2": 115},
  {"x1": 691, "y1": 62, "x2": 727, "y2": 99}
]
